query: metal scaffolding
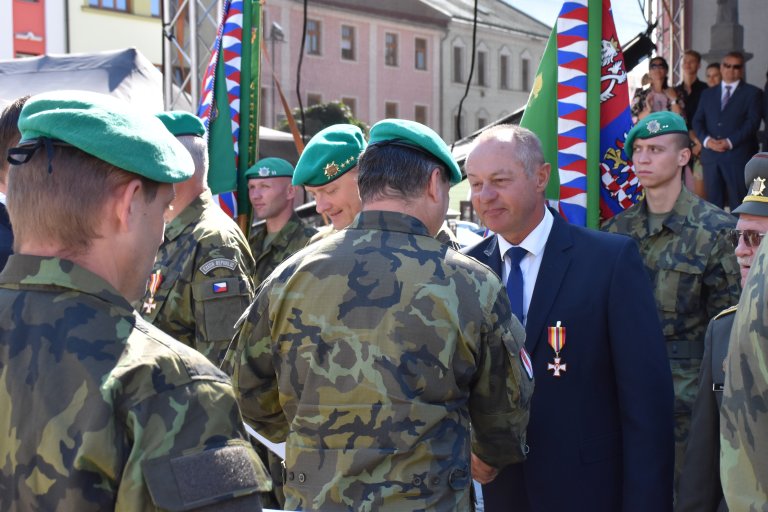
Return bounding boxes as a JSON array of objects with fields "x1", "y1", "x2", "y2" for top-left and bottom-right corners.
[
  {"x1": 161, "y1": 0, "x2": 223, "y2": 111},
  {"x1": 653, "y1": 0, "x2": 687, "y2": 83}
]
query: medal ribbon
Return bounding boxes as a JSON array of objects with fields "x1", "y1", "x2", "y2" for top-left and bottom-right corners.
[
  {"x1": 147, "y1": 270, "x2": 163, "y2": 297},
  {"x1": 547, "y1": 321, "x2": 566, "y2": 355}
]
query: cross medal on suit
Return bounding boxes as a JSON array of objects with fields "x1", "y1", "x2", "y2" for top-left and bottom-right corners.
[
  {"x1": 142, "y1": 270, "x2": 163, "y2": 314},
  {"x1": 547, "y1": 321, "x2": 567, "y2": 377}
]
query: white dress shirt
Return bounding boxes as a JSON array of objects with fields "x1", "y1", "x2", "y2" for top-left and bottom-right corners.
[{"x1": 497, "y1": 208, "x2": 554, "y2": 325}]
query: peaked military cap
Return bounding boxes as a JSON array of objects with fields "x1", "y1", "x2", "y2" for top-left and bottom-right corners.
[
  {"x1": 292, "y1": 124, "x2": 366, "y2": 186},
  {"x1": 156, "y1": 110, "x2": 206, "y2": 137},
  {"x1": 624, "y1": 111, "x2": 689, "y2": 159},
  {"x1": 244, "y1": 157, "x2": 294, "y2": 180},
  {"x1": 367, "y1": 118, "x2": 462, "y2": 185},
  {"x1": 733, "y1": 153, "x2": 768, "y2": 216},
  {"x1": 11, "y1": 90, "x2": 193, "y2": 183}
]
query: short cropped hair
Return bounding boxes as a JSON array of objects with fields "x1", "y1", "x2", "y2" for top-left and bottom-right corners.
[
  {"x1": 473, "y1": 124, "x2": 545, "y2": 177},
  {"x1": 684, "y1": 50, "x2": 701, "y2": 63},
  {"x1": 7, "y1": 145, "x2": 159, "y2": 256},
  {"x1": 177, "y1": 134, "x2": 209, "y2": 186},
  {"x1": 357, "y1": 144, "x2": 448, "y2": 204}
]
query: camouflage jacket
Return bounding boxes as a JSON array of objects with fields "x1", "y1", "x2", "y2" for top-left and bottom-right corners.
[
  {"x1": 0, "y1": 255, "x2": 270, "y2": 511},
  {"x1": 603, "y1": 186, "x2": 740, "y2": 344},
  {"x1": 226, "y1": 210, "x2": 533, "y2": 512},
  {"x1": 721, "y1": 240, "x2": 768, "y2": 510},
  {"x1": 249, "y1": 212, "x2": 317, "y2": 288},
  {"x1": 139, "y1": 191, "x2": 255, "y2": 365}
]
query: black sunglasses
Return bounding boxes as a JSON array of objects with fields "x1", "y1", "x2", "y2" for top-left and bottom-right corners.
[
  {"x1": 727, "y1": 229, "x2": 766, "y2": 248},
  {"x1": 649, "y1": 63, "x2": 667, "y2": 70},
  {"x1": 722, "y1": 63, "x2": 743, "y2": 70}
]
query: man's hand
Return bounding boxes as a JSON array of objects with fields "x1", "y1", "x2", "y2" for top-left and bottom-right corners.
[{"x1": 471, "y1": 453, "x2": 499, "y2": 484}]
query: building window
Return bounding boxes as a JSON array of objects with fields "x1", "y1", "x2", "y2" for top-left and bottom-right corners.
[
  {"x1": 414, "y1": 105, "x2": 427, "y2": 125},
  {"x1": 341, "y1": 25, "x2": 355, "y2": 61},
  {"x1": 89, "y1": 0, "x2": 128, "y2": 11},
  {"x1": 500, "y1": 54, "x2": 509, "y2": 89},
  {"x1": 453, "y1": 46, "x2": 464, "y2": 83},
  {"x1": 478, "y1": 117, "x2": 487, "y2": 130},
  {"x1": 415, "y1": 38, "x2": 427, "y2": 70},
  {"x1": 151, "y1": 0, "x2": 160, "y2": 17},
  {"x1": 477, "y1": 51, "x2": 487, "y2": 87},
  {"x1": 306, "y1": 19, "x2": 321, "y2": 55},
  {"x1": 522, "y1": 58, "x2": 531, "y2": 91},
  {"x1": 385, "y1": 33, "x2": 398, "y2": 67},
  {"x1": 385, "y1": 102, "x2": 398, "y2": 118},
  {"x1": 307, "y1": 93, "x2": 322, "y2": 106},
  {"x1": 341, "y1": 97, "x2": 356, "y2": 116}
]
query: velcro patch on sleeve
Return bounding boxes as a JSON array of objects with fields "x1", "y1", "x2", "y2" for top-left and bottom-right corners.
[
  {"x1": 199, "y1": 258, "x2": 238, "y2": 275},
  {"x1": 143, "y1": 441, "x2": 271, "y2": 511}
]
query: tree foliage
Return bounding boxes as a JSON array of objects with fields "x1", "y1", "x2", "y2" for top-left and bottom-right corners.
[{"x1": 277, "y1": 101, "x2": 368, "y2": 137}]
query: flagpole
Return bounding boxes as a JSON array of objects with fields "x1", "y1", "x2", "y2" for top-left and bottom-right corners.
[{"x1": 586, "y1": 0, "x2": 603, "y2": 229}]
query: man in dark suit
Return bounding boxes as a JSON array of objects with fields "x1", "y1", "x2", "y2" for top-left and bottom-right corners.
[
  {"x1": 693, "y1": 51, "x2": 763, "y2": 209},
  {"x1": 464, "y1": 125, "x2": 675, "y2": 511}
]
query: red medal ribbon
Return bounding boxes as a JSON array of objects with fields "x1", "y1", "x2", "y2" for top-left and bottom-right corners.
[{"x1": 547, "y1": 321, "x2": 566, "y2": 355}]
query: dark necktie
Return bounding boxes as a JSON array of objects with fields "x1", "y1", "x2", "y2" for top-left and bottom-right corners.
[
  {"x1": 506, "y1": 246, "x2": 528, "y2": 323},
  {"x1": 722, "y1": 85, "x2": 732, "y2": 110}
]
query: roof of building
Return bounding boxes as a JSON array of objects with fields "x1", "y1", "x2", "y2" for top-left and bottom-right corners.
[
  {"x1": 306, "y1": 0, "x2": 451, "y2": 27},
  {"x1": 421, "y1": 0, "x2": 551, "y2": 38}
]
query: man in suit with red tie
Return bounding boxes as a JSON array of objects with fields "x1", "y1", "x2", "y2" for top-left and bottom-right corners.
[
  {"x1": 463, "y1": 124, "x2": 675, "y2": 511},
  {"x1": 693, "y1": 51, "x2": 763, "y2": 209}
]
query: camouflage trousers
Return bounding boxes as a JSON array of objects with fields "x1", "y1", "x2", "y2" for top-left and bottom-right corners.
[{"x1": 671, "y1": 359, "x2": 702, "y2": 497}]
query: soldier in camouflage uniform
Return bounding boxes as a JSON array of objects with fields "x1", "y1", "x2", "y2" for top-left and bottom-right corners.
[
  {"x1": 676, "y1": 154, "x2": 768, "y2": 512},
  {"x1": 245, "y1": 157, "x2": 317, "y2": 288},
  {"x1": 138, "y1": 111, "x2": 255, "y2": 365},
  {"x1": 603, "y1": 111, "x2": 741, "y2": 492},
  {"x1": 292, "y1": 123, "x2": 367, "y2": 242},
  {"x1": 0, "y1": 91, "x2": 269, "y2": 511},
  {"x1": 226, "y1": 119, "x2": 533, "y2": 511}
]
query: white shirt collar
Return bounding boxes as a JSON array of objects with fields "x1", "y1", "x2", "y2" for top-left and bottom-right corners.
[
  {"x1": 497, "y1": 207, "x2": 553, "y2": 260},
  {"x1": 723, "y1": 80, "x2": 740, "y2": 90}
]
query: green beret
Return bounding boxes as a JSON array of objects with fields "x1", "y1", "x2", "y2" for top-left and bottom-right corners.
[
  {"x1": 14, "y1": 90, "x2": 193, "y2": 183},
  {"x1": 292, "y1": 124, "x2": 366, "y2": 186},
  {"x1": 733, "y1": 153, "x2": 768, "y2": 216},
  {"x1": 156, "y1": 110, "x2": 206, "y2": 137},
  {"x1": 367, "y1": 119, "x2": 462, "y2": 185},
  {"x1": 624, "y1": 111, "x2": 689, "y2": 159},
  {"x1": 244, "y1": 157, "x2": 294, "y2": 179}
]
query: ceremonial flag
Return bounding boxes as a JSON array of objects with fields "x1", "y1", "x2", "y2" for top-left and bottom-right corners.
[
  {"x1": 198, "y1": 0, "x2": 262, "y2": 222},
  {"x1": 520, "y1": 0, "x2": 641, "y2": 228}
]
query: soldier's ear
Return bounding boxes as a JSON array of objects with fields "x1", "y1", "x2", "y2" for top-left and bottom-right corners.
[
  {"x1": 111, "y1": 178, "x2": 144, "y2": 234},
  {"x1": 286, "y1": 184, "x2": 297, "y2": 201}
]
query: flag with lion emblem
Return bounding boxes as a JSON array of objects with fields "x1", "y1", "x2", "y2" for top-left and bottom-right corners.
[{"x1": 520, "y1": 0, "x2": 640, "y2": 228}]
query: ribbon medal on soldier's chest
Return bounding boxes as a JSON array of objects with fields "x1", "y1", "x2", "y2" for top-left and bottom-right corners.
[
  {"x1": 142, "y1": 270, "x2": 163, "y2": 314},
  {"x1": 547, "y1": 321, "x2": 567, "y2": 377}
]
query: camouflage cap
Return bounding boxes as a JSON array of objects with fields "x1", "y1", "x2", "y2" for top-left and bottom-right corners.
[
  {"x1": 156, "y1": 110, "x2": 206, "y2": 138},
  {"x1": 11, "y1": 90, "x2": 193, "y2": 183},
  {"x1": 244, "y1": 157, "x2": 294, "y2": 180},
  {"x1": 733, "y1": 153, "x2": 768, "y2": 217},
  {"x1": 367, "y1": 118, "x2": 462, "y2": 185},
  {"x1": 292, "y1": 124, "x2": 366, "y2": 186},
  {"x1": 624, "y1": 111, "x2": 689, "y2": 159}
]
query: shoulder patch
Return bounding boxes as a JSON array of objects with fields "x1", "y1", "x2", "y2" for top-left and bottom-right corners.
[
  {"x1": 199, "y1": 258, "x2": 237, "y2": 275},
  {"x1": 714, "y1": 305, "x2": 738, "y2": 320}
]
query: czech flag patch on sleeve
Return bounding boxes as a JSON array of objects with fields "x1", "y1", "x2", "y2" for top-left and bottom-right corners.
[
  {"x1": 212, "y1": 281, "x2": 229, "y2": 294},
  {"x1": 520, "y1": 347, "x2": 534, "y2": 381}
]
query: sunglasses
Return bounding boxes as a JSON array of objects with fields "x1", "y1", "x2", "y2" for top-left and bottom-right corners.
[
  {"x1": 722, "y1": 63, "x2": 743, "y2": 70},
  {"x1": 649, "y1": 63, "x2": 667, "y2": 69},
  {"x1": 727, "y1": 229, "x2": 766, "y2": 248}
]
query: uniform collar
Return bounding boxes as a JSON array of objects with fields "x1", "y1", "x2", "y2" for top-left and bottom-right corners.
[
  {"x1": 164, "y1": 191, "x2": 213, "y2": 241},
  {"x1": 0, "y1": 254, "x2": 133, "y2": 312},
  {"x1": 350, "y1": 210, "x2": 431, "y2": 237},
  {"x1": 635, "y1": 185, "x2": 694, "y2": 235},
  {"x1": 252, "y1": 212, "x2": 303, "y2": 249}
]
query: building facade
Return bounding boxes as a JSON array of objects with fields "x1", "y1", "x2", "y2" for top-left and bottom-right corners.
[
  {"x1": 424, "y1": 0, "x2": 549, "y2": 141},
  {"x1": 1, "y1": 1, "x2": 67, "y2": 60}
]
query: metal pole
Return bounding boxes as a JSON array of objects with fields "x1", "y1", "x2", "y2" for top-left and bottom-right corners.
[
  {"x1": 162, "y1": 0, "x2": 172, "y2": 110},
  {"x1": 189, "y1": 0, "x2": 199, "y2": 111}
]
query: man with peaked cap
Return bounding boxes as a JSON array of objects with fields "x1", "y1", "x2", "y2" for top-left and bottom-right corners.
[
  {"x1": 226, "y1": 118, "x2": 533, "y2": 511},
  {"x1": 0, "y1": 91, "x2": 269, "y2": 511},
  {"x1": 677, "y1": 154, "x2": 768, "y2": 511},
  {"x1": 603, "y1": 111, "x2": 741, "y2": 494},
  {"x1": 245, "y1": 157, "x2": 316, "y2": 288},
  {"x1": 292, "y1": 123, "x2": 366, "y2": 242},
  {"x1": 139, "y1": 110, "x2": 255, "y2": 366},
  {"x1": 709, "y1": 153, "x2": 768, "y2": 511}
]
